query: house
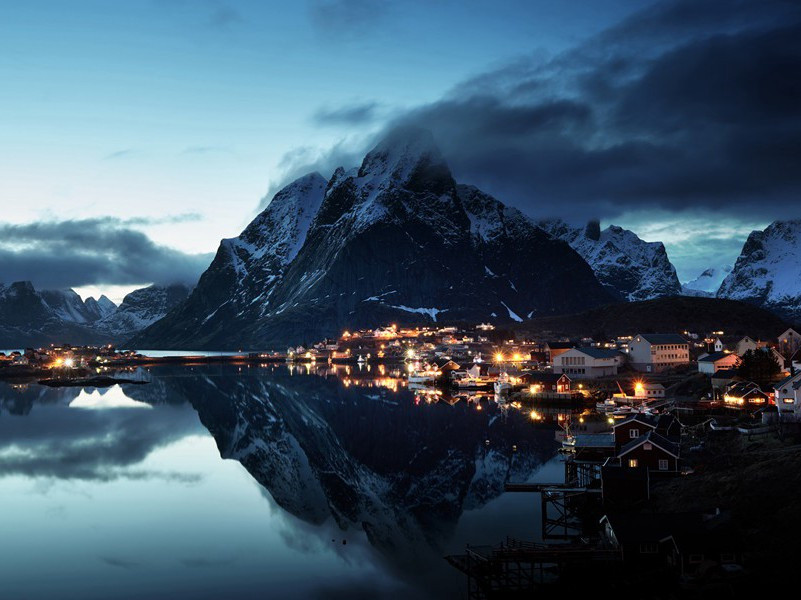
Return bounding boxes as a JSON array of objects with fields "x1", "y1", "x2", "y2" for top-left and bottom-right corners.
[
  {"x1": 774, "y1": 371, "x2": 801, "y2": 422},
  {"x1": 629, "y1": 333, "x2": 690, "y2": 373},
  {"x1": 601, "y1": 459, "x2": 650, "y2": 506},
  {"x1": 612, "y1": 413, "x2": 680, "y2": 448},
  {"x1": 713, "y1": 337, "x2": 724, "y2": 352},
  {"x1": 617, "y1": 430, "x2": 680, "y2": 474},
  {"x1": 711, "y1": 368, "x2": 741, "y2": 392},
  {"x1": 697, "y1": 351, "x2": 740, "y2": 375},
  {"x1": 601, "y1": 511, "x2": 743, "y2": 578},
  {"x1": 520, "y1": 372, "x2": 571, "y2": 394},
  {"x1": 433, "y1": 358, "x2": 460, "y2": 373},
  {"x1": 723, "y1": 381, "x2": 769, "y2": 408},
  {"x1": 791, "y1": 348, "x2": 801, "y2": 373},
  {"x1": 544, "y1": 341, "x2": 574, "y2": 364},
  {"x1": 635, "y1": 382, "x2": 666, "y2": 399},
  {"x1": 735, "y1": 336, "x2": 764, "y2": 356},
  {"x1": 552, "y1": 347, "x2": 622, "y2": 378},
  {"x1": 778, "y1": 327, "x2": 801, "y2": 355}
]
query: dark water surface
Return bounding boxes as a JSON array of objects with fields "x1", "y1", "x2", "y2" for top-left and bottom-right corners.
[{"x1": 0, "y1": 364, "x2": 564, "y2": 599}]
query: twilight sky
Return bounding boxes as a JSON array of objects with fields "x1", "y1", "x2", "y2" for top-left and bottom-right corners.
[{"x1": 2, "y1": 0, "x2": 800, "y2": 302}]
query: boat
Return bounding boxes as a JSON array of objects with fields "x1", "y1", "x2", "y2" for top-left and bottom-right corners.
[
  {"x1": 451, "y1": 371, "x2": 493, "y2": 390},
  {"x1": 494, "y1": 371, "x2": 512, "y2": 395},
  {"x1": 408, "y1": 368, "x2": 441, "y2": 384}
]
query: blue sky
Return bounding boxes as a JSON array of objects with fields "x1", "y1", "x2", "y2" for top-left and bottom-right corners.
[{"x1": 2, "y1": 0, "x2": 799, "y2": 301}]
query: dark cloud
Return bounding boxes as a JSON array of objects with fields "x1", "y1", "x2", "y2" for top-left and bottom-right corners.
[
  {"x1": 313, "y1": 101, "x2": 382, "y2": 126},
  {"x1": 0, "y1": 218, "x2": 212, "y2": 289},
  {"x1": 297, "y1": 0, "x2": 801, "y2": 224}
]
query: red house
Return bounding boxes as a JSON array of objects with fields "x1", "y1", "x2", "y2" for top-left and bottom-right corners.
[
  {"x1": 520, "y1": 372, "x2": 571, "y2": 393},
  {"x1": 617, "y1": 431, "x2": 680, "y2": 474}
]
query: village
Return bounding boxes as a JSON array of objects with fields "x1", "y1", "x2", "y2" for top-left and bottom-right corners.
[{"x1": 3, "y1": 323, "x2": 801, "y2": 594}]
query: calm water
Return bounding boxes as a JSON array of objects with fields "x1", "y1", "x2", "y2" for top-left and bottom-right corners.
[{"x1": 0, "y1": 364, "x2": 564, "y2": 599}]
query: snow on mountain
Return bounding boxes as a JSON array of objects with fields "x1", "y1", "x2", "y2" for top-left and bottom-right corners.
[
  {"x1": 130, "y1": 127, "x2": 614, "y2": 349},
  {"x1": 717, "y1": 220, "x2": 801, "y2": 322},
  {"x1": 40, "y1": 288, "x2": 100, "y2": 324},
  {"x1": 538, "y1": 219, "x2": 682, "y2": 302},
  {"x1": 681, "y1": 266, "x2": 732, "y2": 297},
  {"x1": 84, "y1": 295, "x2": 117, "y2": 320},
  {"x1": 0, "y1": 280, "x2": 189, "y2": 346},
  {"x1": 96, "y1": 283, "x2": 192, "y2": 337}
]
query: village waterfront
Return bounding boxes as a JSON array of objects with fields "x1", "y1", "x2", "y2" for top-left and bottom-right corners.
[{"x1": 2, "y1": 322, "x2": 801, "y2": 597}]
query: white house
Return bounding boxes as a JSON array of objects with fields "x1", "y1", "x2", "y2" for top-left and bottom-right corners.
[
  {"x1": 629, "y1": 334, "x2": 690, "y2": 373},
  {"x1": 736, "y1": 336, "x2": 763, "y2": 356},
  {"x1": 774, "y1": 371, "x2": 801, "y2": 422},
  {"x1": 713, "y1": 337, "x2": 724, "y2": 352},
  {"x1": 697, "y1": 351, "x2": 740, "y2": 375},
  {"x1": 553, "y1": 347, "x2": 623, "y2": 378},
  {"x1": 778, "y1": 328, "x2": 801, "y2": 355}
]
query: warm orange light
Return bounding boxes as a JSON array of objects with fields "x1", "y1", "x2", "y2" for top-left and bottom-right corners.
[{"x1": 495, "y1": 353, "x2": 504, "y2": 362}]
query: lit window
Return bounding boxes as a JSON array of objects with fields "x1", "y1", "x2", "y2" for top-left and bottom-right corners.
[{"x1": 628, "y1": 459, "x2": 638, "y2": 468}]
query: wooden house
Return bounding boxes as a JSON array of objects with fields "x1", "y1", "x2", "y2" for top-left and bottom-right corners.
[{"x1": 617, "y1": 430, "x2": 680, "y2": 474}]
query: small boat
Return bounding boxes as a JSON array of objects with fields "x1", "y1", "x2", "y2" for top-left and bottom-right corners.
[
  {"x1": 494, "y1": 371, "x2": 512, "y2": 395},
  {"x1": 408, "y1": 369, "x2": 441, "y2": 384},
  {"x1": 356, "y1": 355, "x2": 366, "y2": 364}
]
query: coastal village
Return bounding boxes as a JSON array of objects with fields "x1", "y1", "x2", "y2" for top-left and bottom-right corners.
[{"x1": 3, "y1": 322, "x2": 801, "y2": 594}]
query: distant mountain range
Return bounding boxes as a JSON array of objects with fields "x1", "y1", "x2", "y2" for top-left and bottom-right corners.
[
  {"x1": 538, "y1": 219, "x2": 681, "y2": 302},
  {"x1": 2, "y1": 130, "x2": 800, "y2": 348},
  {"x1": 0, "y1": 281, "x2": 191, "y2": 347},
  {"x1": 717, "y1": 220, "x2": 801, "y2": 322}
]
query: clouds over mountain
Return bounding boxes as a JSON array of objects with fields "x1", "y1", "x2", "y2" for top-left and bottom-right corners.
[
  {"x1": 296, "y1": 0, "x2": 801, "y2": 224},
  {"x1": 0, "y1": 218, "x2": 212, "y2": 289}
]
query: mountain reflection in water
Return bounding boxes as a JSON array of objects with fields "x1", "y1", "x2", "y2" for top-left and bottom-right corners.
[{"x1": 0, "y1": 364, "x2": 568, "y2": 599}]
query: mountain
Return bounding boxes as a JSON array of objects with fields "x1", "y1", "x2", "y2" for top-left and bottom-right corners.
[
  {"x1": 0, "y1": 282, "x2": 113, "y2": 347},
  {"x1": 39, "y1": 288, "x2": 117, "y2": 324},
  {"x1": 0, "y1": 281, "x2": 188, "y2": 347},
  {"x1": 681, "y1": 266, "x2": 732, "y2": 297},
  {"x1": 96, "y1": 283, "x2": 192, "y2": 338},
  {"x1": 520, "y1": 295, "x2": 788, "y2": 340},
  {"x1": 129, "y1": 128, "x2": 615, "y2": 349},
  {"x1": 717, "y1": 220, "x2": 801, "y2": 323},
  {"x1": 538, "y1": 219, "x2": 682, "y2": 301}
]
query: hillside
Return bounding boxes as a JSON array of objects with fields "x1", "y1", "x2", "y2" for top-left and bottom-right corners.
[{"x1": 520, "y1": 296, "x2": 789, "y2": 340}]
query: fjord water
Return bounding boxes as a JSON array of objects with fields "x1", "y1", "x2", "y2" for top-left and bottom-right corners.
[{"x1": 0, "y1": 365, "x2": 562, "y2": 599}]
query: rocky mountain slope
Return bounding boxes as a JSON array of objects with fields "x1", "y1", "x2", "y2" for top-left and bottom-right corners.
[
  {"x1": 538, "y1": 219, "x2": 681, "y2": 301},
  {"x1": 129, "y1": 128, "x2": 615, "y2": 349},
  {"x1": 717, "y1": 220, "x2": 801, "y2": 323},
  {"x1": 0, "y1": 281, "x2": 190, "y2": 347}
]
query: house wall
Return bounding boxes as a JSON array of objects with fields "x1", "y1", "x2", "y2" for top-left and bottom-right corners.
[
  {"x1": 614, "y1": 421, "x2": 654, "y2": 446},
  {"x1": 622, "y1": 444, "x2": 677, "y2": 472},
  {"x1": 630, "y1": 336, "x2": 690, "y2": 373}
]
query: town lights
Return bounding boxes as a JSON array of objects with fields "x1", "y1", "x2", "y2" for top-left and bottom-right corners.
[
  {"x1": 64, "y1": 358, "x2": 74, "y2": 368},
  {"x1": 495, "y1": 353, "x2": 504, "y2": 363}
]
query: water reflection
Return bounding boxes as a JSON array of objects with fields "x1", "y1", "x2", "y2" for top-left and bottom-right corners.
[{"x1": 0, "y1": 365, "x2": 567, "y2": 599}]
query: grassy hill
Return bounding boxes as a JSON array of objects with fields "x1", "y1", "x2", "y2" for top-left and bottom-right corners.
[{"x1": 520, "y1": 296, "x2": 789, "y2": 340}]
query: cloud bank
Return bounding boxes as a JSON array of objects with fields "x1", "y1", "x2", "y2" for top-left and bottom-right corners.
[{"x1": 0, "y1": 218, "x2": 212, "y2": 289}]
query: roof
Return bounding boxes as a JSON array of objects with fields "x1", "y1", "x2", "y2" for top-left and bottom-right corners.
[
  {"x1": 546, "y1": 341, "x2": 574, "y2": 350},
  {"x1": 712, "y1": 368, "x2": 739, "y2": 379},
  {"x1": 775, "y1": 371, "x2": 801, "y2": 389},
  {"x1": 574, "y1": 433, "x2": 615, "y2": 448},
  {"x1": 612, "y1": 413, "x2": 658, "y2": 429},
  {"x1": 636, "y1": 333, "x2": 688, "y2": 345},
  {"x1": 573, "y1": 347, "x2": 621, "y2": 359},
  {"x1": 726, "y1": 382, "x2": 768, "y2": 398},
  {"x1": 698, "y1": 351, "x2": 736, "y2": 363},
  {"x1": 618, "y1": 430, "x2": 680, "y2": 458},
  {"x1": 521, "y1": 372, "x2": 565, "y2": 384}
]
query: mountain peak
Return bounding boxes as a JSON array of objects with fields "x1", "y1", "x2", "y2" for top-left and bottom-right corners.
[{"x1": 358, "y1": 126, "x2": 450, "y2": 187}]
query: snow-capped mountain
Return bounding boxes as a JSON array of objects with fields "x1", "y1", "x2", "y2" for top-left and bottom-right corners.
[
  {"x1": 96, "y1": 283, "x2": 192, "y2": 337},
  {"x1": 717, "y1": 220, "x2": 801, "y2": 322},
  {"x1": 538, "y1": 219, "x2": 681, "y2": 301},
  {"x1": 0, "y1": 281, "x2": 188, "y2": 347},
  {"x1": 130, "y1": 127, "x2": 615, "y2": 349},
  {"x1": 681, "y1": 266, "x2": 732, "y2": 297},
  {"x1": 39, "y1": 288, "x2": 117, "y2": 324}
]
